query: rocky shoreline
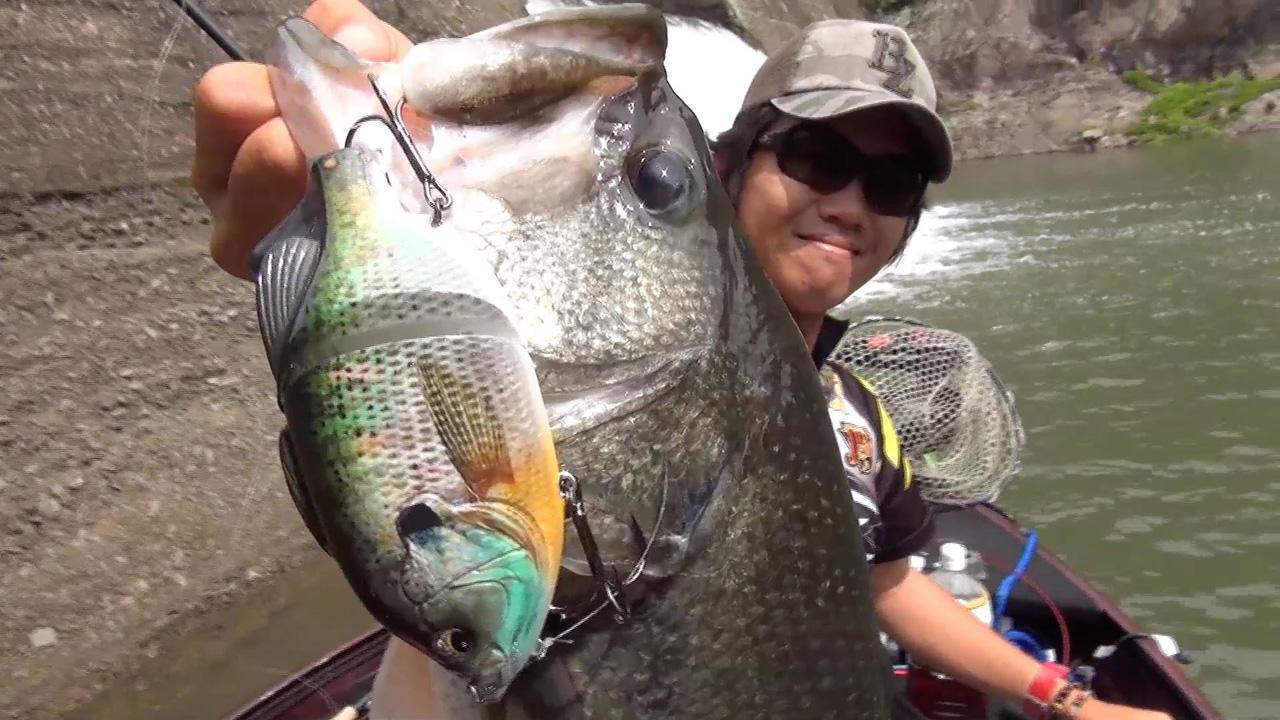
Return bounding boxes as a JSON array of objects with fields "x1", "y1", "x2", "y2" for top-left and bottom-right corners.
[
  {"x1": 1, "y1": 0, "x2": 1277, "y2": 717},
  {"x1": 0, "y1": 181, "x2": 323, "y2": 719},
  {"x1": 942, "y1": 69, "x2": 1280, "y2": 160}
]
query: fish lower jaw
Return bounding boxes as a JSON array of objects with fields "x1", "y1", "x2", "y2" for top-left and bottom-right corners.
[
  {"x1": 468, "y1": 679, "x2": 508, "y2": 704},
  {"x1": 538, "y1": 348, "x2": 704, "y2": 441}
]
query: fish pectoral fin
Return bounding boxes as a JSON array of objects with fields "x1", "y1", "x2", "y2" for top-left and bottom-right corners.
[{"x1": 417, "y1": 360, "x2": 515, "y2": 495}]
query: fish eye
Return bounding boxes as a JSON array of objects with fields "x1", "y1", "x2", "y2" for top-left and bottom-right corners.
[
  {"x1": 625, "y1": 147, "x2": 696, "y2": 217},
  {"x1": 434, "y1": 627, "x2": 477, "y2": 658}
]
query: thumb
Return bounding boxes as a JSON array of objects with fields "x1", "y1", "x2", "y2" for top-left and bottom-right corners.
[
  {"x1": 301, "y1": 0, "x2": 413, "y2": 62},
  {"x1": 331, "y1": 19, "x2": 413, "y2": 62}
]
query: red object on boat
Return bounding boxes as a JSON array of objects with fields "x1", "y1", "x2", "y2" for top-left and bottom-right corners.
[{"x1": 905, "y1": 664, "x2": 989, "y2": 719}]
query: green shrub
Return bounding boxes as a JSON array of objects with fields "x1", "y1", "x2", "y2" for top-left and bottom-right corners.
[
  {"x1": 1120, "y1": 69, "x2": 1164, "y2": 93},
  {"x1": 1122, "y1": 70, "x2": 1280, "y2": 144}
]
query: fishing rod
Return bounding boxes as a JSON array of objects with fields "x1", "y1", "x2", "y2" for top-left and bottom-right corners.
[{"x1": 168, "y1": 0, "x2": 248, "y2": 61}]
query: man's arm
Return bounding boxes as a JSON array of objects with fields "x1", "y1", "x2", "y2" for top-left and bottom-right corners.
[{"x1": 871, "y1": 560, "x2": 1173, "y2": 720}]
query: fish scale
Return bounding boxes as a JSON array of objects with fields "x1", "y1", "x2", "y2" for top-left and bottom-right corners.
[{"x1": 509, "y1": 378, "x2": 888, "y2": 717}]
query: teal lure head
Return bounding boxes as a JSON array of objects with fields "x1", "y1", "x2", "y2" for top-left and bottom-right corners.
[{"x1": 390, "y1": 502, "x2": 550, "y2": 702}]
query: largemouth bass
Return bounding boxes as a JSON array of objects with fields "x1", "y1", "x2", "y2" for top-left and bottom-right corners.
[{"x1": 259, "y1": 4, "x2": 891, "y2": 717}]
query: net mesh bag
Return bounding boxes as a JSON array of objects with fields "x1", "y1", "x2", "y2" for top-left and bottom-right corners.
[{"x1": 828, "y1": 317, "x2": 1026, "y2": 506}]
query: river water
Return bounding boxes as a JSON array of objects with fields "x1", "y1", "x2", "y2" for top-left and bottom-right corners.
[{"x1": 81, "y1": 136, "x2": 1278, "y2": 719}]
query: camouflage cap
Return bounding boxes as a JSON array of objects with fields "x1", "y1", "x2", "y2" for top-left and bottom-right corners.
[{"x1": 740, "y1": 19, "x2": 953, "y2": 182}]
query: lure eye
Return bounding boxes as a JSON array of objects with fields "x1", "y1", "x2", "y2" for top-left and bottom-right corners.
[
  {"x1": 626, "y1": 148, "x2": 696, "y2": 216},
  {"x1": 434, "y1": 627, "x2": 477, "y2": 658}
]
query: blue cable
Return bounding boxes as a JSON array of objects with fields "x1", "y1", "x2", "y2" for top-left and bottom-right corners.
[
  {"x1": 993, "y1": 529, "x2": 1039, "y2": 625},
  {"x1": 1003, "y1": 629, "x2": 1049, "y2": 662},
  {"x1": 993, "y1": 530, "x2": 1046, "y2": 659}
]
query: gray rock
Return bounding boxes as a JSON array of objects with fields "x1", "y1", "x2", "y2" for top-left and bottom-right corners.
[
  {"x1": 1050, "y1": 0, "x2": 1278, "y2": 80},
  {"x1": 29, "y1": 627, "x2": 58, "y2": 649},
  {"x1": 1229, "y1": 89, "x2": 1280, "y2": 133},
  {"x1": 1042, "y1": 91, "x2": 1089, "y2": 139},
  {"x1": 38, "y1": 497, "x2": 63, "y2": 519},
  {"x1": 885, "y1": 0, "x2": 1080, "y2": 92}
]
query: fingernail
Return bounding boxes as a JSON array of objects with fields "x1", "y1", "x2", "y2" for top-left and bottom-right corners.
[{"x1": 333, "y1": 22, "x2": 379, "y2": 56}]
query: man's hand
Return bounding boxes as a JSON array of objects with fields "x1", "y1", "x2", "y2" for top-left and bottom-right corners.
[{"x1": 191, "y1": 0, "x2": 411, "y2": 280}]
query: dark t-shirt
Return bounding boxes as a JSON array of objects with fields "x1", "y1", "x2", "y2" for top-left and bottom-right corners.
[{"x1": 813, "y1": 317, "x2": 935, "y2": 565}]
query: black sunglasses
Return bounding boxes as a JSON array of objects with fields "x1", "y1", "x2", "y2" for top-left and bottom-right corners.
[{"x1": 755, "y1": 122, "x2": 928, "y2": 218}]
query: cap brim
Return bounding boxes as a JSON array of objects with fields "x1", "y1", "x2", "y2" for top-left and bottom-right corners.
[{"x1": 771, "y1": 89, "x2": 953, "y2": 183}]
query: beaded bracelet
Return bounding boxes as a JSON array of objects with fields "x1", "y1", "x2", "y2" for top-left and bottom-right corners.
[
  {"x1": 1021, "y1": 662, "x2": 1071, "y2": 718},
  {"x1": 1047, "y1": 682, "x2": 1094, "y2": 719}
]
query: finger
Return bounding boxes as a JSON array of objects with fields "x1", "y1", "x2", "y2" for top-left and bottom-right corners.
[
  {"x1": 209, "y1": 117, "x2": 307, "y2": 280},
  {"x1": 191, "y1": 61, "x2": 277, "y2": 206},
  {"x1": 302, "y1": 0, "x2": 413, "y2": 61}
]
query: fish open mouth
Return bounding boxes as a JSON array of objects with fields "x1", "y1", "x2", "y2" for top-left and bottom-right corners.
[{"x1": 536, "y1": 348, "x2": 703, "y2": 441}]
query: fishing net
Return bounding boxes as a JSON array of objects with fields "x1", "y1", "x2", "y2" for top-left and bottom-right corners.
[{"x1": 829, "y1": 317, "x2": 1026, "y2": 507}]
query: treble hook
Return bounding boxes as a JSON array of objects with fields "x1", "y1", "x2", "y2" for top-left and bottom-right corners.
[
  {"x1": 533, "y1": 471, "x2": 668, "y2": 658},
  {"x1": 343, "y1": 73, "x2": 452, "y2": 226}
]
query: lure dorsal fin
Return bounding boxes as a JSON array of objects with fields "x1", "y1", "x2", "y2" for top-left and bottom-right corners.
[{"x1": 417, "y1": 360, "x2": 515, "y2": 497}]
